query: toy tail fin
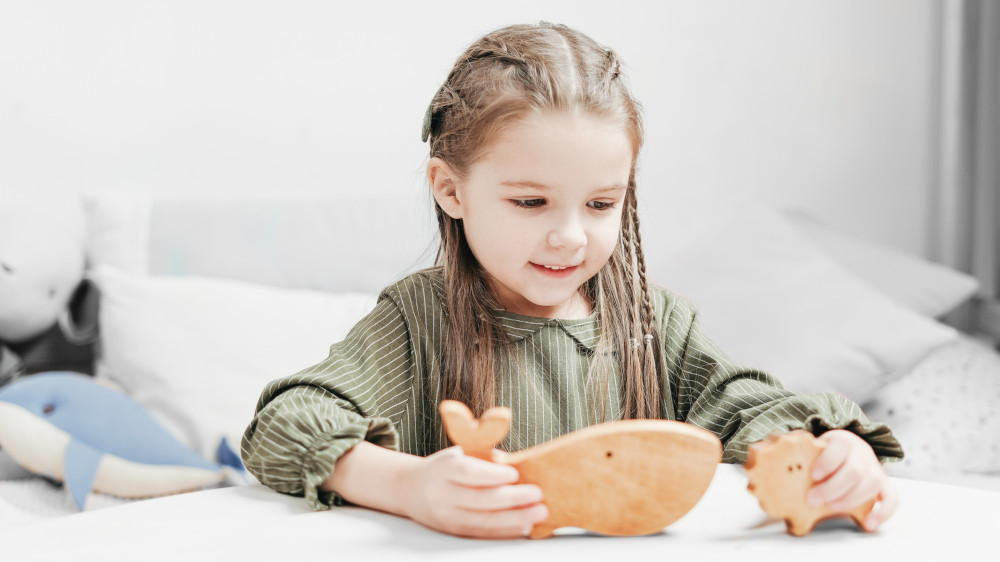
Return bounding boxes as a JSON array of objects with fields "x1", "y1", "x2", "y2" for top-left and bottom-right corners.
[{"x1": 64, "y1": 439, "x2": 103, "y2": 512}]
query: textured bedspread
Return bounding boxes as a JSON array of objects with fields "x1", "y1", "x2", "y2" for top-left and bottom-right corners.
[
  {"x1": 0, "y1": 451, "x2": 137, "y2": 526},
  {"x1": 864, "y1": 332, "x2": 1000, "y2": 490}
]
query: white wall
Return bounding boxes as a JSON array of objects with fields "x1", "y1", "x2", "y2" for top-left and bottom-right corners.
[{"x1": 0, "y1": 0, "x2": 940, "y2": 257}]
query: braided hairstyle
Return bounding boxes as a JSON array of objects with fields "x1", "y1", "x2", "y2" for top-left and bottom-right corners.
[{"x1": 423, "y1": 22, "x2": 661, "y2": 420}]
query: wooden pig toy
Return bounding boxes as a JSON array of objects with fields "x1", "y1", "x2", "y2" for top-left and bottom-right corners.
[
  {"x1": 744, "y1": 430, "x2": 877, "y2": 536},
  {"x1": 438, "y1": 400, "x2": 722, "y2": 538}
]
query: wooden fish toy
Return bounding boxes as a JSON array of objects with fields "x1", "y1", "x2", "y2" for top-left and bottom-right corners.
[
  {"x1": 744, "y1": 430, "x2": 877, "y2": 536},
  {"x1": 439, "y1": 400, "x2": 722, "y2": 538}
]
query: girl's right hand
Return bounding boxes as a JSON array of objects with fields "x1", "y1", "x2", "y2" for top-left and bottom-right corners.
[{"x1": 400, "y1": 446, "x2": 549, "y2": 538}]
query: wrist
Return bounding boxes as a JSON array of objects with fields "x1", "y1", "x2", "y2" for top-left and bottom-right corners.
[
  {"x1": 322, "y1": 440, "x2": 420, "y2": 518},
  {"x1": 395, "y1": 452, "x2": 423, "y2": 520}
]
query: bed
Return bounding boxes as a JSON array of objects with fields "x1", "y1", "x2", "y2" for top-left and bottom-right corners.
[
  {"x1": 1, "y1": 193, "x2": 997, "y2": 550},
  {"x1": 2, "y1": 464, "x2": 996, "y2": 561}
]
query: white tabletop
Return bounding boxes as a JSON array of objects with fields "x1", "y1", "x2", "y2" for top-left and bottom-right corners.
[{"x1": 1, "y1": 464, "x2": 996, "y2": 561}]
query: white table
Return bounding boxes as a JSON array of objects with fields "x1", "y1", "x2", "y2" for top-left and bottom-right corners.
[{"x1": 1, "y1": 465, "x2": 996, "y2": 561}]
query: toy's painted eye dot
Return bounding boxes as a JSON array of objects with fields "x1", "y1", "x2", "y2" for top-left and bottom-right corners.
[
  {"x1": 796, "y1": 464, "x2": 802, "y2": 471},
  {"x1": 787, "y1": 465, "x2": 793, "y2": 472},
  {"x1": 43, "y1": 404, "x2": 55, "y2": 415},
  {"x1": 605, "y1": 451, "x2": 613, "y2": 459}
]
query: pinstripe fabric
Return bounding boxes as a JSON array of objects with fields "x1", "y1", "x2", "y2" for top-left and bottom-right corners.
[{"x1": 241, "y1": 267, "x2": 902, "y2": 510}]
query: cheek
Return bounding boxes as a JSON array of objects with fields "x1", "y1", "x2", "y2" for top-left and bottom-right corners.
[
  {"x1": 591, "y1": 219, "x2": 622, "y2": 257},
  {"x1": 462, "y1": 211, "x2": 523, "y2": 262}
]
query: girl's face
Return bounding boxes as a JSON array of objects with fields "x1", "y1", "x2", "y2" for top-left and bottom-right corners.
[{"x1": 431, "y1": 110, "x2": 633, "y2": 319}]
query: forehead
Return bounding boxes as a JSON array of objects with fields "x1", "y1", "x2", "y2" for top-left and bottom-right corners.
[{"x1": 471, "y1": 110, "x2": 634, "y2": 190}]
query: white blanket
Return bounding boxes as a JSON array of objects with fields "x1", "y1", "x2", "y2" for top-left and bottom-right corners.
[{"x1": 0, "y1": 464, "x2": 995, "y2": 561}]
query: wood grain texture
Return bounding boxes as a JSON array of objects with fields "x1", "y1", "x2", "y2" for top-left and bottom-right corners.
[
  {"x1": 438, "y1": 400, "x2": 723, "y2": 538},
  {"x1": 744, "y1": 430, "x2": 876, "y2": 536},
  {"x1": 438, "y1": 400, "x2": 511, "y2": 461}
]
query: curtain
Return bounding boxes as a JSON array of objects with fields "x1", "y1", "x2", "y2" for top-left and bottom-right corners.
[{"x1": 935, "y1": 0, "x2": 1000, "y2": 339}]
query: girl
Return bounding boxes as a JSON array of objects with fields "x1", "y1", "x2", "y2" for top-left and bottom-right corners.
[{"x1": 242, "y1": 22, "x2": 902, "y2": 539}]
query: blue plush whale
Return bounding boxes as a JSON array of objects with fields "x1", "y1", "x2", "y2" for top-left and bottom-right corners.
[{"x1": 0, "y1": 371, "x2": 244, "y2": 510}]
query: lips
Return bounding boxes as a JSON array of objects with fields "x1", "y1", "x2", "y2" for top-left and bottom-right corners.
[{"x1": 531, "y1": 262, "x2": 579, "y2": 278}]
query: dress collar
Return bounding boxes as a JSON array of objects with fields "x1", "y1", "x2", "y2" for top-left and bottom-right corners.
[
  {"x1": 424, "y1": 267, "x2": 601, "y2": 351},
  {"x1": 494, "y1": 308, "x2": 601, "y2": 352}
]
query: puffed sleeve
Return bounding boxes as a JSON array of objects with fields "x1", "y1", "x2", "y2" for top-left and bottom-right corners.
[
  {"x1": 241, "y1": 295, "x2": 415, "y2": 510},
  {"x1": 657, "y1": 292, "x2": 904, "y2": 464}
]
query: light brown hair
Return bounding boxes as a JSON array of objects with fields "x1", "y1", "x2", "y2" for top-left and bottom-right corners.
[{"x1": 423, "y1": 22, "x2": 661, "y2": 420}]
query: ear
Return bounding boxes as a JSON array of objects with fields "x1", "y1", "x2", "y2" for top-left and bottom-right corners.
[{"x1": 427, "y1": 157, "x2": 463, "y2": 219}]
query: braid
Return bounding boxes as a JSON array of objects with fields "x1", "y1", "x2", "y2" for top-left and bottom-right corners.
[
  {"x1": 618, "y1": 188, "x2": 661, "y2": 419},
  {"x1": 621, "y1": 196, "x2": 643, "y2": 419},
  {"x1": 603, "y1": 48, "x2": 621, "y2": 90},
  {"x1": 622, "y1": 191, "x2": 644, "y2": 336},
  {"x1": 475, "y1": 36, "x2": 527, "y2": 63},
  {"x1": 629, "y1": 189, "x2": 662, "y2": 419},
  {"x1": 423, "y1": 84, "x2": 466, "y2": 144},
  {"x1": 630, "y1": 192, "x2": 657, "y2": 338}
]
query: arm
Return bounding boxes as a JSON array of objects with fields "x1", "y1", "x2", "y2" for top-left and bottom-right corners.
[
  {"x1": 320, "y1": 440, "x2": 419, "y2": 517},
  {"x1": 658, "y1": 293, "x2": 902, "y2": 529},
  {"x1": 658, "y1": 295, "x2": 903, "y2": 463},
  {"x1": 241, "y1": 296, "x2": 413, "y2": 509},
  {"x1": 242, "y1": 282, "x2": 547, "y2": 537},
  {"x1": 321, "y1": 441, "x2": 548, "y2": 538}
]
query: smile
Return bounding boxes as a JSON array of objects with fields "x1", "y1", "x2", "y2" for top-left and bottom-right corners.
[{"x1": 531, "y1": 263, "x2": 579, "y2": 277}]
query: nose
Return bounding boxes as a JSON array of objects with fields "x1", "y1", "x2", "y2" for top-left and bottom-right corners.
[{"x1": 546, "y1": 212, "x2": 587, "y2": 250}]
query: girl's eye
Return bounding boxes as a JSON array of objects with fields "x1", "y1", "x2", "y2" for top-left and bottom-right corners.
[
  {"x1": 511, "y1": 199, "x2": 545, "y2": 209},
  {"x1": 588, "y1": 200, "x2": 617, "y2": 211}
]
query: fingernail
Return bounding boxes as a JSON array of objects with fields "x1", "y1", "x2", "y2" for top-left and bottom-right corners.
[
  {"x1": 864, "y1": 514, "x2": 879, "y2": 531},
  {"x1": 522, "y1": 525, "x2": 533, "y2": 536},
  {"x1": 532, "y1": 504, "x2": 549, "y2": 521}
]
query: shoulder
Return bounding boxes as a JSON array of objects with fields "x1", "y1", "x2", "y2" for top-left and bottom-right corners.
[
  {"x1": 377, "y1": 266, "x2": 448, "y2": 323},
  {"x1": 647, "y1": 283, "x2": 698, "y2": 329},
  {"x1": 379, "y1": 267, "x2": 445, "y2": 302}
]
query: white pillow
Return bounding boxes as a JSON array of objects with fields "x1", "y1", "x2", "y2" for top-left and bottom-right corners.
[
  {"x1": 146, "y1": 195, "x2": 436, "y2": 294},
  {"x1": 91, "y1": 265, "x2": 377, "y2": 461},
  {"x1": 83, "y1": 193, "x2": 436, "y2": 294},
  {"x1": 864, "y1": 333, "x2": 1000, "y2": 478},
  {"x1": 643, "y1": 202, "x2": 958, "y2": 404},
  {"x1": 786, "y1": 212, "x2": 979, "y2": 318}
]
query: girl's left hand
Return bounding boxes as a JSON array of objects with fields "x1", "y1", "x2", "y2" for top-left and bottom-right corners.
[{"x1": 807, "y1": 429, "x2": 899, "y2": 531}]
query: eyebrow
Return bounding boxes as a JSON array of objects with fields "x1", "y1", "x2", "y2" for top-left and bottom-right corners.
[{"x1": 500, "y1": 180, "x2": 628, "y2": 193}]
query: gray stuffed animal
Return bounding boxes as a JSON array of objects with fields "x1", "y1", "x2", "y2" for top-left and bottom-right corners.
[{"x1": 0, "y1": 196, "x2": 98, "y2": 386}]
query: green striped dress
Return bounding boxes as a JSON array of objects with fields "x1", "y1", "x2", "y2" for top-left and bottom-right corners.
[{"x1": 241, "y1": 267, "x2": 902, "y2": 510}]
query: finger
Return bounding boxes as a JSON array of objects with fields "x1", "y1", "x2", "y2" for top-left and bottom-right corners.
[
  {"x1": 463, "y1": 524, "x2": 534, "y2": 540},
  {"x1": 807, "y1": 451, "x2": 867, "y2": 507},
  {"x1": 450, "y1": 503, "x2": 549, "y2": 538},
  {"x1": 453, "y1": 483, "x2": 544, "y2": 512},
  {"x1": 431, "y1": 445, "x2": 465, "y2": 459},
  {"x1": 445, "y1": 456, "x2": 521, "y2": 487},
  {"x1": 864, "y1": 480, "x2": 900, "y2": 531},
  {"x1": 825, "y1": 467, "x2": 881, "y2": 511},
  {"x1": 811, "y1": 434, "x2": 850, "y2": 482}
]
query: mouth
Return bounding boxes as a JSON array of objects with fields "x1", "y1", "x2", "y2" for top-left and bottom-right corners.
[{"x1": 530, "y1": 263, "x2": 579, "y2": 278}]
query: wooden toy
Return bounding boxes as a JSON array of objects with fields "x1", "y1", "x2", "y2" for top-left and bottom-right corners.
[
  {"x1": 438, "y1": 400, "x2": 722, "y2": 538},
  {"x1": 744, "y1": 430, "x2": 877, "y2": 536}
]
